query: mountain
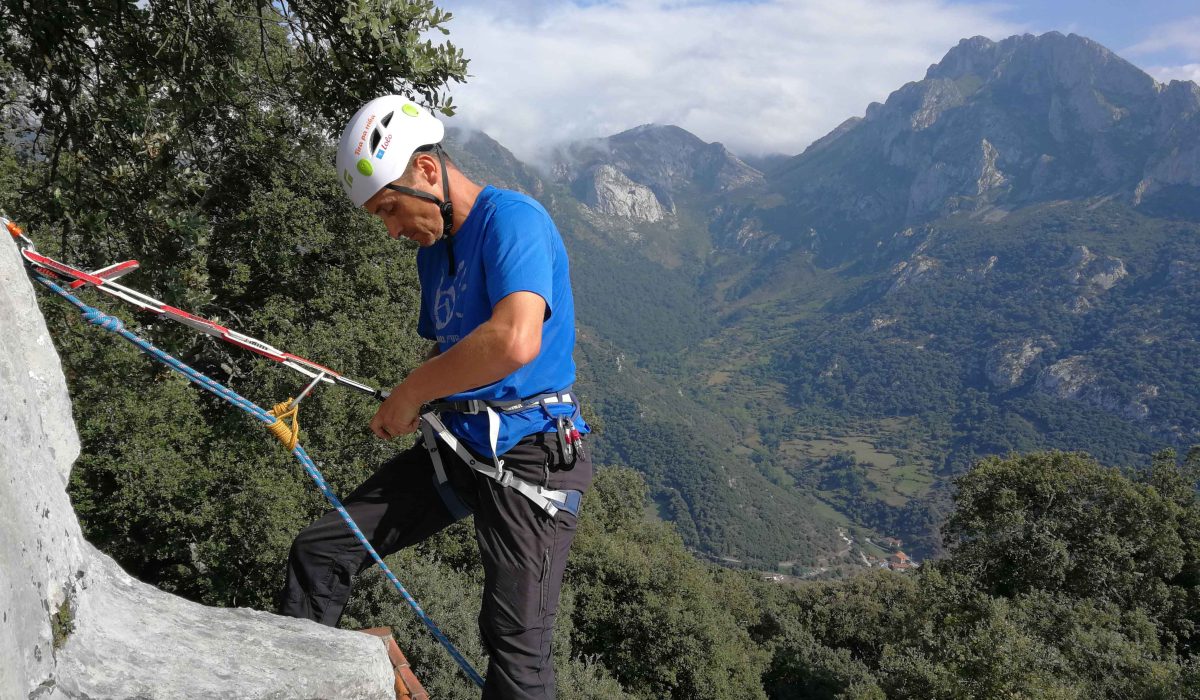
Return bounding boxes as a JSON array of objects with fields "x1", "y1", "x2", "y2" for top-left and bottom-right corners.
[
  {"x1": 717, "y1": 32, "x2": 1200, "y2": 264},
  {"x1": 447, "y1": 32, "x2": 1200, "y2": 573}
]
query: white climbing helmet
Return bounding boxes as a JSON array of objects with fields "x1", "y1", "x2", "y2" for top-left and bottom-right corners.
[{"x1": 336, "y1": 95, "x2": 445, "y2": 207}]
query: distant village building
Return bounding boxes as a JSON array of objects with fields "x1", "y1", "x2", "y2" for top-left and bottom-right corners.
[
  {"x1": 880, "y1": 537, "x2": 903, "y2": 548},
  {"x1": 887, "y1": 551, "x2": 918, "y2": 571}
]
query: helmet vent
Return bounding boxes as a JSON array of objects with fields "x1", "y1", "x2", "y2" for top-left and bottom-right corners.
[
  {"x1": 380, "y1": 111, "x2": 394, "y2": 128},
  {"x1": 369, "y1": 128, "x2": 382, "y2": 153}
]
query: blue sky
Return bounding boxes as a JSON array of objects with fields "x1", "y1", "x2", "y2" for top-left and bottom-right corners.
[
  {"x1": 970, "y1": 0, "x2": 1199, "y2": 77},
  {"x1": 434, "y1": 1, "x2": 1200, "y2": 161}
]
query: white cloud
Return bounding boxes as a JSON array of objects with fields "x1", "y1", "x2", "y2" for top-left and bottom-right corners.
[
  {"x1": 1124, "y1": 16, "x2": 1200, "y2": 58},
  {"x1": 1148, "y1": 63, "x2": 1200, "y2": 84},
  {"x1": 437, "y1": 0, "x2": 1022, "y2": 162}
]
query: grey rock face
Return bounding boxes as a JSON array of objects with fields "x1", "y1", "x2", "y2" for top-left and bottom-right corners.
[
  {"x1": 49, "y1": 548, "x2": 395, "y2": 700},
  {"x1": 887, "y1": 255, "x2": 940, "y2": 295},
  {"x1": 985, "y1": 337, "x2": 1055, "y2": 389},
  {"x1": 1065, "y1": 245, "x2": 1127, "y2": 290},
  {"x1": 0, "y1": 223, "x2": 84, "y2": 700},
  {"x1": 1062, "y1": 245, "x2": 1127, "y2": 313},
  {"x1": 554, "y1": 124, "x2": 764, "y2": 210},
  {"x1": 1135, "y1": 81, "x2": 1200, "y2": 202},
  {"x1": 965, "y1": 255, "x2": 998, "y2": 280},
  {"x1": 866, "y1": 317, "x2": 898, "y2": 332},
  {"x1": 580, "y1": 164, "x2": 667, "y2": 222},
  {"x1": 0, "y1": 232, "x2": 395, "y2": 699},
  {"x1": 1035, "y1": 355, "x2": 1158, "y2": 421},
  {"x1": 1036, "y1": 356, "x2": 1098, "y2": 400}
]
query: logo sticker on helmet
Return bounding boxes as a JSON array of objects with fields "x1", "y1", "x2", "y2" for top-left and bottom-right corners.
[
  {"x1": 402, "y1": 104, "x2": 420, "y2": 117},
  {"x1": 343, "y1": 169, "x2": 354, "y2": 186},
  {"x1": 357, "y1": 158, "x2": 374, "y2": 176},
  {"x1": 376, "y1": 148, "x2": 385, "y2": 159}
]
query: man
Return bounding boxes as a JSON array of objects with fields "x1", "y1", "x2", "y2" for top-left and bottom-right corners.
[{"x1": 279, "y1": 95, "x2": 592, "y2": 700}]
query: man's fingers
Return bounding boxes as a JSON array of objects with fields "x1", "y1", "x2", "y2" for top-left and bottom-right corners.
[
  {"x1": 369, "y1": 415, "x2": 391, "y2": 440},
  {"x1": 369, "y1": 399, "x2": 419, "y2": 439}
]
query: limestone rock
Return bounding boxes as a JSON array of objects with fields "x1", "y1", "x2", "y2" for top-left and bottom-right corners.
[
  {"x1": 1134, "y1": 81, "x2": 1200, "y2": 204},
  {"x1": 735, "y1": 32, "x2": 1200, "y2": 264},
  {"x1": 554, "y1": 124, "x2": 764, "y2": 212},
  {"x1": 887, "y1": 255, "x2": 940, "y2": 295},
  {"x1": 49, "y1": 547, "x2": 395, "y2": 700},
  {"x1": 1035, "y1": 355, "x2": 1158, "y2": 421},
  {"x1": 1062, "y1": 246, "x2": 1127, "y2": 313},
  {"x1": 1065, "y1": 245, "x2": 1127, "y2": 290},
  {"x1": 0, "y1": 224, "x2": 84, "y2": 700},
  {"x1": 1035, "y1": 356, "x2": 1098, "y2": 401},
  {"x1": 0, "y1": 232, "x2": 396, "y2": 699},
  {"x1": 580, "y1": 164, "x2": 666, "y2": 222},
  {"x1": 965, "y1": 255, "x2": 998, "y2": 280},
  {"x1": 866, "y1": 317, "x2": 898, "y2": 332},
  {"x1": 985, "y1": 336, "x2": 1055, "y2": 389}
]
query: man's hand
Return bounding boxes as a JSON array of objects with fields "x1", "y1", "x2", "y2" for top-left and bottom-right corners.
[
  {"x1": 369, "y1": 292, "x2": 546, "y2": 440},
  {"x1": 370, "y1": 384, "x2": 422, "y2": 440}
]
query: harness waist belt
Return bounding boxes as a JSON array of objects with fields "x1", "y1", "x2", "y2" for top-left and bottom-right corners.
[{"x1": 425, "y1": 388, "x2": 576, "y2": 416}]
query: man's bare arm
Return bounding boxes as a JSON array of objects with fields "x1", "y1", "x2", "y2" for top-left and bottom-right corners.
[{"x1": 370, "y1": 291, "x2": 545, "y2": 438}]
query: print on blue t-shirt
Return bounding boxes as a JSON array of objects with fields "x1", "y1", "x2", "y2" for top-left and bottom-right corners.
[{"x1": 416, "y1": 186, "x2": 589, "y2": 457}]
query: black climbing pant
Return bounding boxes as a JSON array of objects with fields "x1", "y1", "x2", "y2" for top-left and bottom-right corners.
[{"x1": 279, "y1": 430, "x2": 592, "y2": 700}]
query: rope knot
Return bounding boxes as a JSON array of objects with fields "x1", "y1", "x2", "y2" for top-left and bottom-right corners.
[
  {"x1": 82, "y1": 308, "x2": 124, "y2": 332},
  {"x1": 268, "y1": 399, "x2": 300, "y2": 451}
]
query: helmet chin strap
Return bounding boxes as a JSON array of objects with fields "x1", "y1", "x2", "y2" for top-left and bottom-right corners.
[{"x1": 384, "y1": 146, "x2": 457, "y2": 276}]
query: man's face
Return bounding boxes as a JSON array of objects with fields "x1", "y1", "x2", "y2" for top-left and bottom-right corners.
[{"x1": 363, "y1": 167, "x2": 443, "y2": 247}]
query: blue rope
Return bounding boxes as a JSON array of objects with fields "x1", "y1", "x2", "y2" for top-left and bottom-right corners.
[{"x1": 34, "y1": 274, "x2": 485, "y2": 688}]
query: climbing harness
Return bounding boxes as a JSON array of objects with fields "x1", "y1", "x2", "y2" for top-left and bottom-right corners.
[
  {"x1": 420, "y1": 390, "x2": 586, "y2": 520},
  {"x1": 4, "y1": 216, "x2": 484, "y2": 688}
]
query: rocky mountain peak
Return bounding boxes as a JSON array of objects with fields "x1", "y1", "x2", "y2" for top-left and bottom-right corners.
[
  {"x1": 923, "y1": 35, "x2": 1000, "y2": 82},
  {"x1": 749, "y1": 32, "x2": 1200, "y2": 264},
  {"x1": 553, "y1": 123, "x2": 763, "y2": 208},
  {"x1": 924, "y1": 32, "x2": 1153, "y2": 95}
]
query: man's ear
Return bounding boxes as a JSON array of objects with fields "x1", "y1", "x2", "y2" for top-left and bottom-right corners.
[{"x1": 415, "y1": 152, "x2": 441, "y2": 186}]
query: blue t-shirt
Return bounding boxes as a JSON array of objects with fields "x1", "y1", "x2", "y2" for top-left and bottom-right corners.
[{"x1": 416, "y1": 185, "x2": 588, "y2": 457}]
